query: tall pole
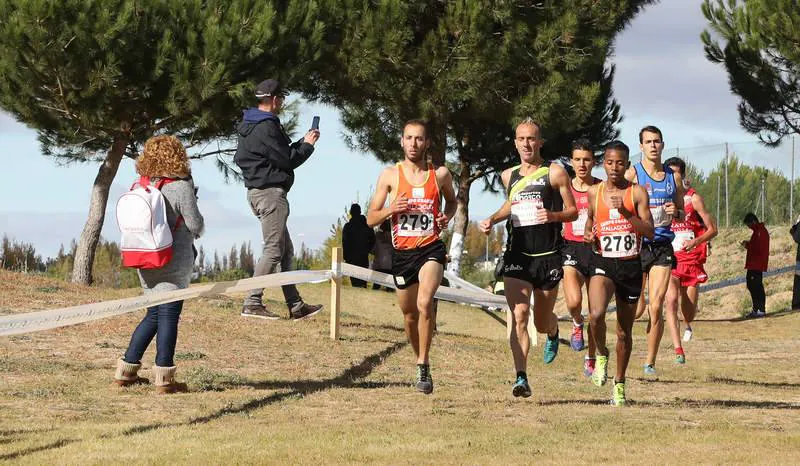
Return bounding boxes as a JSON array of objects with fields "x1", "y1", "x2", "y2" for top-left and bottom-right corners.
[
  {"x1": 761, "y1": 175, "x2": 767, "y2": 223},
  {"x1": 485, "y1": 233, "x2": 489, "y2": 263},
  {"x1": 789, "y1": 136, "x2": 794, "y2": 224},
  {"x1": 725, "y1": 142, "x2": 730, "y2": 228},
  {"x1": 717, "y1": 173, "x2": 722, "y2": 222}
]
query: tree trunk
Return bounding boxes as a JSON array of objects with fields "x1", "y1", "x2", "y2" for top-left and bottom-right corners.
[
  {"x1": 446, "y1": 158, "x2": 473, "y2": 275},
  {"x1": 71, "y1": 137, "x2": 129, "y2": 285}
]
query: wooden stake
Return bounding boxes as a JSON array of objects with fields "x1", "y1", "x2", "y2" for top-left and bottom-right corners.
[{"x1": 330, "y1": 247, "x2": 342, "y2": 340}]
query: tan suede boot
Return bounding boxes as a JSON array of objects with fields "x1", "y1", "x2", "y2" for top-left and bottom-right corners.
[
  {"x1": 153, "y1": 365, "x2": 188, "y2": 395},
  {"x1": 112, "y1": 359, "x2": 149, "y2": 387}
]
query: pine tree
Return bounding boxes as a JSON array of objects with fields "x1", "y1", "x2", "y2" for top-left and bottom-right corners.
[
  {"x1": 213, "y1": 251, "x2": 221, "y2": 275},
  {"x1": 0, "y1": 0, "x2": 331, "y2": 284},
  {"x1": 229, "y1": 245, "x2": 239, "y2": 270},
  {"x1": 197, "y1": 245, "x2": 206, "y2": 277},
  {"x1": 317, "y1": 0, "x2": 654, "y2": 273},
  {"x1": 702, "y1": 1, "x2": 799, "y2": 146}
]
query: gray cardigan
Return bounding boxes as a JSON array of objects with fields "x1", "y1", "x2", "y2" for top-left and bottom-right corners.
[{"x1": 137, "y1": 178, "x2": 205, "y2": 292}]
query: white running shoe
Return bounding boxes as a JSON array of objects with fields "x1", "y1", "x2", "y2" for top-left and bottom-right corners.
[{"x1": 683, "y1": 327, "x2": 693, "y2": 342}]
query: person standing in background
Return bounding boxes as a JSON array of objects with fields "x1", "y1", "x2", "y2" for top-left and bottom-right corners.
[
  {"x1": 113, "y1": 135, "x2": 205, "y2": 394},
  {"x1": 742, "y1": 213, "x2": 769, "y2": 318},
  {"x1": 342, "y1": 203, "x2": 376, "y2": 288},
  {"x1": 234, "y1": 78, "x2": 323, "y2": 321}
]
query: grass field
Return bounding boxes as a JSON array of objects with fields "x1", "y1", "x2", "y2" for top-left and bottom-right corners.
[{"x1": 1, "y1": 226, "x2": 799, "y2": 464}]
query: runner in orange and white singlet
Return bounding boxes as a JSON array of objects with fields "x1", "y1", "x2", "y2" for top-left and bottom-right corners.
[
  {"x1": 390, "y1": 162, "x2": 442, "y2": 251},
  {"x1": 584, "y1": 141, "x2": 654, "y2": 406},
  {"x1": 560, "y1": 139, "x2": 602, "y2": 376},
  {"x1": 663, "y1": 157, "x2": 718, "y2": 364},
  {"x1": 367, "y1": 119, "x2": 457, "y2": 396}
]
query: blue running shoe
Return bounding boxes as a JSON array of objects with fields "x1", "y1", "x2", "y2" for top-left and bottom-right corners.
[
  {"x1": 512, "y1": 376, "x2": 532, "y2": 398},
  {"x1": 543, "y1": 328, "x2": 560, "y2": 364},
  {"x1": 643, "y1": 364, "x2": 657, "y2": 376}
]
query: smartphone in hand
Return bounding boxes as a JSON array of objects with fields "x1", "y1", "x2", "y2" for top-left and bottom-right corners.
[{"x1": 311, "y1": 116, "x2": 320, "y2": 131}]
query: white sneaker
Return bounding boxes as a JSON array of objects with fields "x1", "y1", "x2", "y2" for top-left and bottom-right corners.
[{"x1": 683, "y1": 328, "x2": 693, "y2": 342}]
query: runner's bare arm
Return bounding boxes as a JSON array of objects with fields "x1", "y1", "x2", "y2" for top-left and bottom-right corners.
[
  {"x1": 624, "y1": 166, "x2": 637, "y2": 183},
  {"x1": 583, "y1": 185, "x2": 597, "y2": 244},
  {"x1": 367, "y1": 167, "x2": 405, "y2": 227},
  {"x1": 479, "y1": 167, "x2": 513, "y2": 234},
  {"x1": 668, "y1": 170, "x2": 686, "y2": 220},
  {"x1": 630, "y1": 185, "x2": 655, "y2": 240},
  {"x1": 544, "y1": 163, "x2": 578, "y2": 223},
  {"x1": 436, "y1": 166, "x2": 457, "y2": 229},
  {"x1": 685, "y1": 192, "x2": 718, "y2": 251}
]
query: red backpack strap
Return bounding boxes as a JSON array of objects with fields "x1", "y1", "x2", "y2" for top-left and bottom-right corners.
[
  {"x1": 135, "y1": 176, "x2": 151, "y2": 192},
  {"x1": 154, "y1": 177, "x2": 178, "y2": 190}
]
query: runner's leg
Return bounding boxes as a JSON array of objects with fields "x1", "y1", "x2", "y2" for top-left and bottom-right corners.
[
  {"x1": 504, "y1": 276, "x2": 533, "y2": 373},
  {"x1": 396, "y1": 284, "x2": 421, "y2": 360},
  {"x1": 416, "y1": 260, "x2": 444, "y2": 365},
  {"x1": 645, "y1": 265, "x2": 672, "y2": 367},
  {"x1": 665, "y1": 275, "x2": 683, "y2": 354},
  {"x1": 635, "y1": 272, "x2": 649, "y2": 320}
]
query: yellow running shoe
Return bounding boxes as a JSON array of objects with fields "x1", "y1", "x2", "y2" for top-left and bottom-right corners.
[
  {"x1": 612, "y1": 381, "x2": 626, "y2": 406},
  {"x1": 592, "y1": 355, "x2": 608, "y2": 387}
]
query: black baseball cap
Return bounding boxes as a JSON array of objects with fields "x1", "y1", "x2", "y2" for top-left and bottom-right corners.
[{"x1": 255, "y1": 79, "x2": 286, "y2": 98}]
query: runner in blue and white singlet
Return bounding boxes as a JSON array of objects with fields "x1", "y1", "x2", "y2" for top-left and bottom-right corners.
[{"x1": 626, "y1": 125, "x2": 685, "y2": 378}]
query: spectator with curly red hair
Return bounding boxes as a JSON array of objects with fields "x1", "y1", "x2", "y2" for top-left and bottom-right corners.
[{"x1": 112, "y1": 135, "x2": 205, "y2": 394}]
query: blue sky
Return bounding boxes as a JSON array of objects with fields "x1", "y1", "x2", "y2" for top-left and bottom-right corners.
[{"x1": 0, "y1": 0, "x2": 792, "y2": 260}]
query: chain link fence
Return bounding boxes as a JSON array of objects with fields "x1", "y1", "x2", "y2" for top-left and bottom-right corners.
[{"x1": 632, "y1": 136, "x2": 799, "y2": 226}]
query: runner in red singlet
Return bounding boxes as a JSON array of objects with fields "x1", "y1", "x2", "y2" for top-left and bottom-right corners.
[
  {"x1": 663, "y1": 157, "x2": 718, "y2": 364},
  {"x1": 560, "y1": 139, "x2": 602, "y2": 376}
]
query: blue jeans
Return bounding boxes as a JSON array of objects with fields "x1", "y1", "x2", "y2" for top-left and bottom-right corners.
[{"x1": 123, "y1": 300, "x2": 184, "y2": 367}]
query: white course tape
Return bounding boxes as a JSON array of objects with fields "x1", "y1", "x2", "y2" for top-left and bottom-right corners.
[
  {"x1": 0, "y1": 270, "x2": 330, "y2": 337},
  {"x1": 341, "y1": 263, "x2": 508, "y2": 308}
]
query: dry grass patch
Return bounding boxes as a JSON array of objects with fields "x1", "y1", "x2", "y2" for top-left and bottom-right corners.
[{"x1": 1, "y1": 256, "x2": 800, "y2": 463}]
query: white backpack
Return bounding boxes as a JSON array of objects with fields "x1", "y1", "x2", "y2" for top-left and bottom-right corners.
[{"x1": 116, "y1": 176, "x2": 182, "y2": 269}]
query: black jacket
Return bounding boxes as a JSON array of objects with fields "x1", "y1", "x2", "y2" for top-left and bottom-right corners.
[
  {"x1": 233, "y1": 108, "x2": 314, "y2": 191},
  {"x1": 342, "y1": 215, "x2": 376, "y2": 263}
]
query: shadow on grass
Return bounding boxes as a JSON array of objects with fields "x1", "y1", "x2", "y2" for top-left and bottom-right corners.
[
  {"x1": 539, "y1": 398, "x2": 800, "y2": 409},
  {"x1": 708, "y1": 376, "x2": 800, "y2": 389},
  {"x1": 118, "y1": 341, "x2": 409, "y2": 434},
  {"x1": 8, "y1": 342, "x2": 408, "y2": 461},
  {"x1": 694, "y1": 308, "x2": 800, "y2": 322},
  {"x1": 0, "y1": 439, "x2": 77, "y2": 461}
]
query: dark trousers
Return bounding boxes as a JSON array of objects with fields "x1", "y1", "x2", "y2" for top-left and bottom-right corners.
[
  {"x1": 793, "y1": 264, "x2": 800, "y2": 310},
  {"x1": 123, "y1": 300, "x2": 184, "y2": 367},
  {"x1": 746, "y1": 270, "x2": 766, "y2": 312},
  {"x1": 345, "y1": 257, "x2": 370, "y2": 288}
]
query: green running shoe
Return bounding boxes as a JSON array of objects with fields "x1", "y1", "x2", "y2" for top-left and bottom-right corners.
[
  {"x1": 675, "y1": 354, "x2": 686, "y2": 364},
  {"x1": 592, "y1": 355, "x2": 608, "y2": 387},
  {"x1": 612, "y1": 381, "x2": 626, "y2": 407},
  {"x1": 512, "y1": 375, "x2": 532, "y2": 398},
  {"x1": 543, "y1": 328, "x2": 560, "y2": 364}
]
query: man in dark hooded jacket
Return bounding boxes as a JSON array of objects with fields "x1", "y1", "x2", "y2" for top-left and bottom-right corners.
[
  {"x1": 234, "y1": 78, "x2": 323, "y2": 320},
  {"x1": 342, "y1": 204, "x2": 375, "y2": 287}
]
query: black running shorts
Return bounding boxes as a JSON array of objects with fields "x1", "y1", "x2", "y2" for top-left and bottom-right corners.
[
  {"x1": 640, "y1": 241, "x2": 676, "y2": 271},
  {"x1": 502, "y1": 251, "x2": 563, "y2": 291},
  {"x1": 561, "y1": 240, "x2": 593, "y2": 278},
  {"x1": 589, "y1": 254, "x2": 643, "y2": 304},
  {"x1": 392, "y1": 240, "x2": 447, "y2": 290}
]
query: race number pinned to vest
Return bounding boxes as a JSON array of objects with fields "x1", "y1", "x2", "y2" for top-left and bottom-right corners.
[{"x1": 600, "y1": 232, "x2": 639, "y2": 258}]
